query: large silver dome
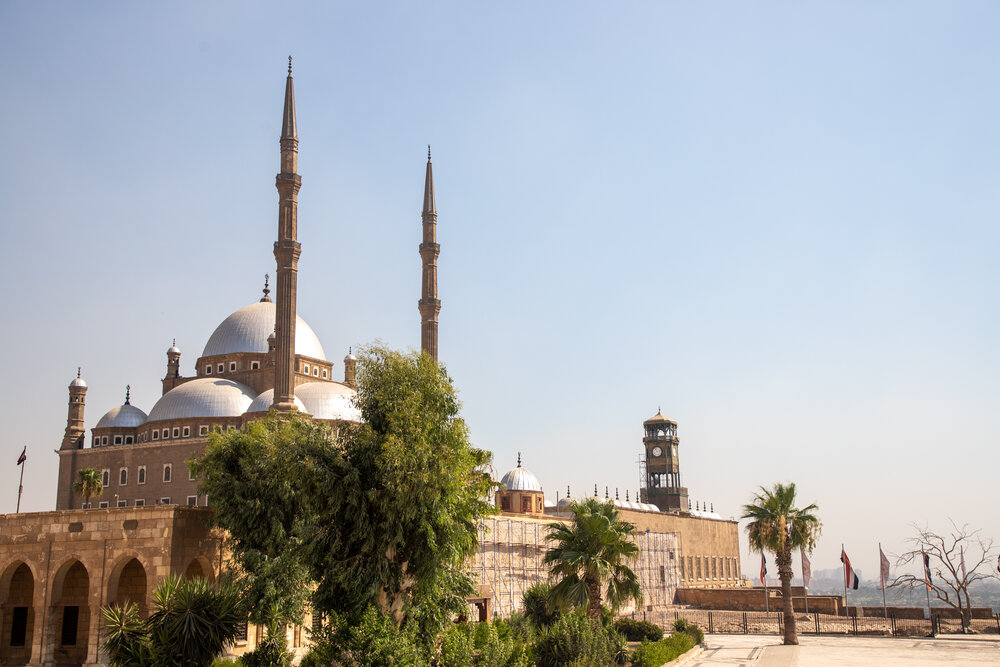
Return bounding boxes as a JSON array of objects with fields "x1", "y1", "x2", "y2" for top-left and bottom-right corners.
[
  {"x1": 148, "y1": 378, "x2": 256, "y2": 422},
  {"x1": 201, "y1": 301, "x2": 326, "y2": 360},
  {"x1": 295, "y1": 382, "x2": 361, "y2": 422},
  {"x1": 499, "y1": 464, "x2": 542, "y2": 492},
  {"x1": 96, "y1": 403, "x2": 148, "y2": 429},
  {"x1": 247, "y1": 388, "x2": 307, "y2": 413}
]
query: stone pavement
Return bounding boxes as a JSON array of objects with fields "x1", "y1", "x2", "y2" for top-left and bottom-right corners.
[{"x1": 685, "y1": 634, "x2": 1000, "y2": 666}]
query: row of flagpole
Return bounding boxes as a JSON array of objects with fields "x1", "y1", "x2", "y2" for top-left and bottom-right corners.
[{"x1": 757, "y1": 543, "x2": 924, "y2": 618}]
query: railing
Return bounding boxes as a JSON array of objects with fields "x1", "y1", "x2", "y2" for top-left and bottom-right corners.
[{"x1": 627, "y1": 609, "x2": 1000, "y2": 637}]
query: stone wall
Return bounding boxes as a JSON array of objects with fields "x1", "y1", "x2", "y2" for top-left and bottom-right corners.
[{"x1": 677, "y1": 586, "x2": 842, "y2": 614}]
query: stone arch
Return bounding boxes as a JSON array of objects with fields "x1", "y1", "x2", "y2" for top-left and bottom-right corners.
[
  {"x1": 183, "y1": 556, "x2": 215, "y2": 583},
  {"x1": 0, "y1": 561, "x2": 36, "y2": 664},
  {"x1": 106, "y1": 556, "x2": 149, "y2": 617},
  {"x1": 48, "y1": 558, "x2": 90, "y2": 665}
]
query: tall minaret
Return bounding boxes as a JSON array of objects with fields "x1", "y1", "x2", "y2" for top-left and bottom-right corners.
[
  {"x1": 419, "y1": 146, "x2": 440, "y2": 361},
  {"x1": 273, "y1": 57, "x2": 301, "y2": 411}
]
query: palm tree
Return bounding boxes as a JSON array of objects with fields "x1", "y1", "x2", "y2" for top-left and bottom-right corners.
[
  {"x1": 73, "y1": 467, "x2": 103, "y2": 506},
  {"x1": 103, "y1": 575, "x2": 244, "y2": 667},
  {"x1": 742, "y1": 482, "x2": 821, "y2": 645},
  {"x1": 544, "y1": 497, "x2": 643, "y2": 619}
]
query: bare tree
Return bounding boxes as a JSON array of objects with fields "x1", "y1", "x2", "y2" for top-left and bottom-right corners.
[{"x1": 888, "y1": 520, "x2": 997, "y2": 632}]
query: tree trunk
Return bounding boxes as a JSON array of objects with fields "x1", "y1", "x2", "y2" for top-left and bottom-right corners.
[
  {"x1": 586, "y1": 575, "x2": 603, "y2": 619},
  {"x1": 776, "y1": 546, "x2": 798, "y2": 645}
]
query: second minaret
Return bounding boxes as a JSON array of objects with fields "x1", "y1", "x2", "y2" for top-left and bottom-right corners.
[
  {"x1": 419, "y1": 147, "x2": 440, "y2": 361},
  {"x1": 273, "y1": 58, "x2": 301, "y2": 410}
]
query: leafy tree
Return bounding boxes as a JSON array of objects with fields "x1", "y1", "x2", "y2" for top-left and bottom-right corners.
[
  {"x1": 102, "y1": 576, "x2": 244, "y2": 667},
  {"x1": 889, "y1": 520, "x2": 998, "y2": 632},
  {"x1": 193, "y1": 344, "x2": 496, "y2": 637},
  {"x1": 73, "y1": 467, "x2": 103, "y2": 505},
  {"x1": 741, "y1": 482, "x2": 821, "y2": 646},
  {"x1": 543, "y1": 498, "x2": 643, "y2": 619}
]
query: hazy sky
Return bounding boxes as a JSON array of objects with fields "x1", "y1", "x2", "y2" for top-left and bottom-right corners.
[{"x1": 1, "y1": 2, "x2": 997, "y2": 581}]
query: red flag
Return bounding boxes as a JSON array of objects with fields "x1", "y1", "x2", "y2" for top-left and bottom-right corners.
[
  {"x1": 841, "y1": 548, "x2": 860, "y2": 589},
  {"x1": 16, "y1": 447, "x2": 26, "y2": 465}
]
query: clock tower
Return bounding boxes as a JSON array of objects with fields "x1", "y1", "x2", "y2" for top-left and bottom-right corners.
[{"x1": 640, "y1": 409, "x2": 689, "y2": 512}]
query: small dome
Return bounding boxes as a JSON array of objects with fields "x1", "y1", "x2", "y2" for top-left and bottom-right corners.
[
  {"x1": 202, "y1": 301, "x2": 326, "y2": 360},
  {"x1": 168, "y1": 344, "x2": 181, "y2": 355},
  {"x1": 148, "y1": 378, "x2": 256, "y2": 422},
  {"x1": 557, "y1": 497, "x2": 574, "y2": 508},
  {"x1": 643, "y1": 410, "x2": 676, "y2": 425},
  {"x1": 70, "y1": 377, "x2": 88, "y2": 388},
  {"x1": 96, "y1": 403, "x2": 148, "y2": 429},
  {"x1": 499, "y1": 464, "x2": 542, "y2": 492},
  {"x1": 295, "y1": 382, "x2": 361, "y2": 421},
  {"x1": 344, "y1": 352, "x2": 357, "y2": 361},
  {"x1": 246, "y1": 388, "x2": 307, "y2": 413}
]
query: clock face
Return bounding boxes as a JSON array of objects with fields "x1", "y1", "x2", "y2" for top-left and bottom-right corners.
[{"x1": 652, "y1": 446, "x2": 663, "y2": 457}]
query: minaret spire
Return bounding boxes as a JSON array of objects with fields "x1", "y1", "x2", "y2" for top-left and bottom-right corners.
[
  {"x1": 273, "y1": 58, "x2": 302, "y2": 411},
  {"x1": 419, "y1": 146, "x2": 441, "y2": 361}
]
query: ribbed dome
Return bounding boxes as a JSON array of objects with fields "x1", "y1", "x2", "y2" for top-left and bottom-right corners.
[
  {"x1": 96, "y1": 403, "x2": 148, "y2": 429},
  {"x1": 148, "y1": 378, "x2": 256, "y2": 422},
  {"x1": 247, "y1": 388, "x2": 307, "y2": 413},
  {"x1": 500, "y1": 464, "x2": 542, "y2": 492},
  {"x1": 201, "y1": 301, "x2": 326, "y2": 360},
  {"x1": 295, "y1": 382, "x2": 361, "y2": 422}
]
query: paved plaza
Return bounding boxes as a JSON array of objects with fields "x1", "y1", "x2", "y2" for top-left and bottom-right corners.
[{"x1": 686, "y1": 634, "x2": 1000, "y2": 666}]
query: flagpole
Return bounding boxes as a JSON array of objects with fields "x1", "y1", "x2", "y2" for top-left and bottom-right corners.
[
  {"x1": 842, "y1": 543, "x2": 848, "y2": 617},
  {"x1": 16, "y1": 455, "x2": 25, "y2": 513},
  {"x1": 923, "y1": 549, "x2": 932, "y2": 629},
  {"x1": 880, "y1": 542, "x2": 887, "y2": 619}
]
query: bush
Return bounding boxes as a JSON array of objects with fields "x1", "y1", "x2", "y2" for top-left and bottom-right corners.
[
  {"x1": 613, "y1": 618, "x2": 663, "y2": 642},
  {"x1": 521, "y1": 583, "x2": 560, "y2": 629},
  {"x1": 630, "y1": 632, "x2": 696, "y2": 667},
  {"x1": 210, "y1": 660, "x2": 241, "y2": 667},
  {"x1": 533, "y1": 611, "x2": 627, "y2": 667},
  {"x1": 240, "y1": 634, "x2": 291, "y2": 667},
  {"x1": 302, "y1": 607, "x2": 426, "y2": 667},
  {"x1": 672, "y1": 617, "x2": 704, "y2": 645}
]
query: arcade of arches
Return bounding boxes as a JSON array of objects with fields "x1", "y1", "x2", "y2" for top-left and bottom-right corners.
[{"x1": 0, "y1": 506, "x2": 221, "y2": 666}]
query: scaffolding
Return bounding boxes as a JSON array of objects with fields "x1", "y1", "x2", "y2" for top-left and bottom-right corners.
[{"x1": 472, "y1": 516, "x2": 680, "y2": 618}]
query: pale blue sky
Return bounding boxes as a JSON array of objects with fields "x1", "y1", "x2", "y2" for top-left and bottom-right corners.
[{"x1": 1, "y1": 2, "x2": 997, "y2": 579}]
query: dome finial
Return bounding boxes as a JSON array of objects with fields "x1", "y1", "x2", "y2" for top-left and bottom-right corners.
[
  {"x1": 427, "y1": 144, "x2": 432, "y2": 161},
  {"x1": 605, "y1": 486, "x2": 609, "y2": 499},
  {"x1": 260, "y1": 274, "x2": 272, "y2": 302},
  {"x1": 594, "y1": 484, "x2": 598, "y2": 497},
  {"x1": 288, "y1": 55, "x2": 293, "y2": 75},
  {"x1": 626, "y1": 490, "x2": 630, "y2": 501},
  {"x1": 615, "y1": 487, "x2": 619, "y2": 500},
  {"x1": 517, "y1": 451, "x2": 521, "y2": 467},
  {"x1": 125, "y1": 385, "x2": 131, "y2": 405},
  {"x1": 172, "y1": 338, "x2": 176, "y2": 346},
  {"x1": 77, "y1": 367, "x2": 81, "y2": 379}
]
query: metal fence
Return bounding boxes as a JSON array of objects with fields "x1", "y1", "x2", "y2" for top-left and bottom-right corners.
[{"x1": 628, "y1": 609, "x2": 1000, "y2": 637}]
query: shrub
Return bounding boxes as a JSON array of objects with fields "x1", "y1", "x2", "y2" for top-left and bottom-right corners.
[
  {"x1": 210, "y1": 660, "x2": 241, "y2": 667},
  {"x1": 613, "y1": 618, "x2": 663, "y2": 642},
  {"x1": 240, "y1": 634, "x2": 291, "y2": 667},
  {"x1": 303, "y1": 607, "x2": 426, "y2": 667},
  {"x1": 630, "y1": 632, "x2": 696, "y2": 667},
  {"x1": 439, "y1": 623, "x2": 476, "y2": 667},
  {"x1": 672, "y1": 617, "x2": 704, "y2": 645},
  {"x1": 521, "y1": 583, "x2": 560, "y2": 629},
  {"x1": 533, "y1": 611, "x2": 627, "y2": 667}
]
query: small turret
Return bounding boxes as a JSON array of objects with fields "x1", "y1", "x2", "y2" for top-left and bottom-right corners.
[
  {"x1": 62, "y1": 368, "x2": 87, "y2": 450},
  {"x1": 343, "y1": 348, "x2": 357, "y2": 389},
  {"x1": 163, "y1": 340, "x2": 183, "y2": 394}
]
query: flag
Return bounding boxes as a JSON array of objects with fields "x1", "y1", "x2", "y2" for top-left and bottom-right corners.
[
  {"x1": 16, "y1": 447, "x2": 26, "y2": 465},
  {"x1": 922, "y1": 551, "x2": 933, "y2": 591},
  {"x1": 996, "y1": 553, "x2": 999, "y2": 574},
  {"x1": 879, "y1": 545, "x2": 891, "y2": 589},
  {"x1": 960, "y1": 547, "x2": 967, "y2": 582},
  {"x1": 841, "y1": 548, "x2": 860, "y2": 589},
  {"x1": 800, "y1": 548, "x2": 811, "y2": 588},
  {"x1": 760, "y1": 552, "x2": 768, "y2": 586}
]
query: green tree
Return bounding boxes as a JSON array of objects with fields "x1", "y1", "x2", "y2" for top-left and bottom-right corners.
[
  {"x1": 102, "y1": 575, "x2": 244, "y2": 667},
  {"x1": 193, "y1": 344, "x2": 496, "y2": 638},
  {"x1": 741, "y1": 482, "x2": 821, "y2": 645},
  {"x1": 543, "y1": 498, "x2": 643, "y2": 619},
  {"x1": 73, "y1": 467, "x2": 103, "y2": 505}
]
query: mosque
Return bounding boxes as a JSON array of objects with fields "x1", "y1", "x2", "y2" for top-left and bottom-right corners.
[{"x1": 0, "y1": 63, "x2": 742, "y2": 665}]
